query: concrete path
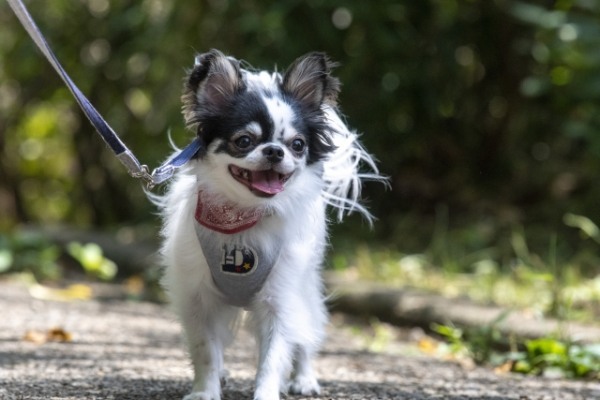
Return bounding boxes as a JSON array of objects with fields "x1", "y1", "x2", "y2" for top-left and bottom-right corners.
[{"x1": 1, "y1": 281, "x2": 598, "y2": 400}]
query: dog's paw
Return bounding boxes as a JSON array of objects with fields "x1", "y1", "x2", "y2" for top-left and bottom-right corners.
[
  {"x1": 288, "y1": 375, "x2": 321, "y2": 396},
  {"x1": 253, "y1": 385, "x2": 282, "y2": 400},
  {"x1": 253, "y1": 394, "x2": 280, "y2": 400},
  {"x1": 183, "y1": 391, "x2": 219, "y2": 400}
]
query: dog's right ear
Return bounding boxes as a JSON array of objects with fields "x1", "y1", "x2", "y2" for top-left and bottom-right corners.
[
  {"x1": 182, "y1": 49, "x2": 244, "y2": 128},
  {"x1": 282, "y1": 52, "x2": 340, "y2": 111}
]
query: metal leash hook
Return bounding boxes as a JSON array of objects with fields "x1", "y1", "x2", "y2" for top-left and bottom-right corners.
[
  {"x1": 7, "y1": 0, "x2": 202, "y2": 190},
  {"x1": 137, "y1": 167, "x2": 156, "y2": 190},
  {"x1": 116, "y1": 151, "x2": 155, "y2": 189}
]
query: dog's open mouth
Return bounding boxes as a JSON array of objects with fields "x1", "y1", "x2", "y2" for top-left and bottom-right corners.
[{"x1": 229, "y1": 165, "x2": 293, "y2": 197}]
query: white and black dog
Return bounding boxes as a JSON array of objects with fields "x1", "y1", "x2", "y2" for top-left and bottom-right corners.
[{"x1": 158, "y1": 49, "x2": 382, "y2": 400}]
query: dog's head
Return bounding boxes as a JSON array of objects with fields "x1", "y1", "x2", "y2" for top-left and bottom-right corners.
[{"x1": 181, "y1": 50, "x2": 340, "y2": 206}]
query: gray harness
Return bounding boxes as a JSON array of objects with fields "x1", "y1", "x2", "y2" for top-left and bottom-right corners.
[{"x1": 193, "y1": 194, "x2": 281, "y2": 307}]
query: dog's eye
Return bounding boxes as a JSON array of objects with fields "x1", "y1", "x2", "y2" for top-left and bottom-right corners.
[
  {"x1": 234, "y1": 135, "x2": 253, "y2": 150},
  {"x1": 291, "y1": 138, "x2": 306, "y2": 153}
]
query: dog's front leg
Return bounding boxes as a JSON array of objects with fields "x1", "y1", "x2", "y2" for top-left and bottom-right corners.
[
  {"x1": 179, "y1": 296, "x2": 233, "y2": 400},
  {"x1": 253, "y1": 312, "x2": 294, "y2": 400},
  {"x1": 184, "y1": 328, "x2": 222, "y2": 400}
]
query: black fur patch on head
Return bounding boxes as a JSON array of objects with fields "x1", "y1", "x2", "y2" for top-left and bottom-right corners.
[
  {"x1": 182, "y1": 50, "x2": 340, "y2": 163},
  {"x1": 203, "y1": 91, "x2": 275, "y2": 157},
  {"x1": 181, "y1": 49, "x2": 245, "y2": 154},
  {"x1": 281, "y1": 52, "x2": 340, "y2": 163},
  {"x1": 286, "y1": 103, "x2": 335, "y2": 164}
]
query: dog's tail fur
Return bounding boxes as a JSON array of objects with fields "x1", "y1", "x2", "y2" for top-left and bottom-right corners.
[{"x1": 321, "y1": 106, "x2": 387, "y2": 224}]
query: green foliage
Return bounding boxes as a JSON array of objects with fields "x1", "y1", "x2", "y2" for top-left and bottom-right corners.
[
  {"x1": 433, "y1": 311, "x2": 511, "y2": 365},
  {"x1": 3, "y1": 1, "x2": 600, "y2": 297},
  {"x1": 0, "y1": 232, "x2": 62, "y2": 280},
  {"x1": 336, "y1": 214, "x2": 600, "y2": 322},
  {"x1": 511, "y1": 338, "x2": 600, "y2": 378},
  {"x1": 0, "y1": 232, "x2": 117, "y2": 281},
  {"x1": 564, "y1": 213, "x2": 600, "y2": 244},
  {"x1": 0, "y1": 0, "x2": 596, "y2": 235},
  {"x1": 433, "y1": 321, "x2": 600, "y2": 379},
  {"x1": 67, "y1": 242, "x2": 117, "y2": 281},
  {"x1": 431, "y1": 323, "x2": 471, "y2": 358}
]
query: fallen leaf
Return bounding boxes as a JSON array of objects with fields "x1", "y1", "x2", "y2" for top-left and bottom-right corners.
[
  {"x1": 494, "y1": 361, "x2": 514, "y2": 374},
  {"x1": 125, "y1": 275, "x2": 145, "y2": 297},
  {"x1": 23, "y1": 327, "x2": 73, "y2": 344},
  {"x1": 23, "y1": 330, "x2": 47, "y2": 344},
  {"x1": 29, "y1": 283, "x2": 92, "y2": 301},
  {"x1": 47, "y1": 327, "x2": 72, "y2": 342},
  {"x1": 417, "y1": 337, "x2": 440, "y2": 354}
]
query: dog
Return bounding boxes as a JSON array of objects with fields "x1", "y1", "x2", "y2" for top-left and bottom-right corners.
[{"x1": 158, "y1": 49, "x2": 382, "y2": 400}]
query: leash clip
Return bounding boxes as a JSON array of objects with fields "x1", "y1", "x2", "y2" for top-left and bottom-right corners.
[
  {"x1": 116, "y1": 151, "x2": 155, "y2": 189},
  {"x1": 134, "y1": 165, "x2": 156, "y2": 190}
]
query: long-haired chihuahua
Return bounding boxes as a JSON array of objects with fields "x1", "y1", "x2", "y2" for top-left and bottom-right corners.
[{"x1": 158, "y1": 49, "x2": 382, "y2": 400}]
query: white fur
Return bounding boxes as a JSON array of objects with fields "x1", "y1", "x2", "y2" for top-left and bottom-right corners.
[{"x1": 159, "y1": 63, "x2": 382, "y2": 400}]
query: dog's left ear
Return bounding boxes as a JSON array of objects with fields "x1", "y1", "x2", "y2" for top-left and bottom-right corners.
[
  {"x1": 182, "y1": 49, "x2": 244, "y2": 128},
  {"x1": 282, "y1": 52, "x2": 340, "y2": 110}
]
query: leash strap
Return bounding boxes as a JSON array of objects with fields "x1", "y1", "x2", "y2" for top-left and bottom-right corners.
[{"x1": 7, "y1": 0, "x2": 202, "y2": 188}]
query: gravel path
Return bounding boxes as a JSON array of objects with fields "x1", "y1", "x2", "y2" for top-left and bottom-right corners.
[{"x1": 1, "y1": 281, "x2": 598, "y2": 400}]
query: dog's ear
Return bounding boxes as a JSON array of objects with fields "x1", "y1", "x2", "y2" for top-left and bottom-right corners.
[
  {"x1": 282, "y1": 52, "x2": 340, "y2": 110},
  {"x1": 182, "y1": 49, "x2": 244, "y2": 127}
]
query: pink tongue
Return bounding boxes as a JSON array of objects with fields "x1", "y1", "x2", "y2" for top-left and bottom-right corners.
[{"x1": 250, "y1": 170, "x2": 284, "y2": 194}]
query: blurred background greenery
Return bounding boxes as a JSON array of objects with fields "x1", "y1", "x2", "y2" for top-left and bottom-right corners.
[{"x1": 1, "y1": 1, "x2": 600, "y2": 319}]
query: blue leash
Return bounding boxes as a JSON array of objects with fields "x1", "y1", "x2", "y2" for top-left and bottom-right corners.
[{"x1": 6, "y1": 0, "x2": 202, "y2": 189}]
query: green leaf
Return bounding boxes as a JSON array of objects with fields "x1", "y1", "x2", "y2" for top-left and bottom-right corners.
[
  {"x1": 432, "y1": 323, "x2": 463, "y2": 341},
  {"x1": 67, "y1": 242, "x2": 118, "y2": 280},
  {"x1": 526, "y1": 338, "x2": 567, "y2": 357},
  {"x1": 0, "y1": 249, "x2": 14, "y2": 273},
  {"x1": 563, "y1": 213, "x2": 600, "y2": 243},
  {"x1": 513, "y1": 359, "x2": 533, "y2": 373}
]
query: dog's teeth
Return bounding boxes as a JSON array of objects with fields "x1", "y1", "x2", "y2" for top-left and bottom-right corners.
[{"x1": 242, "y1": 170, "x2": 249, "y2": 179}]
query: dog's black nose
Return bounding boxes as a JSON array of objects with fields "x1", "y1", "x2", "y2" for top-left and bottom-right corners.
[{"x1": 262, "y1": 145, "x2": 284, "y2": 163}]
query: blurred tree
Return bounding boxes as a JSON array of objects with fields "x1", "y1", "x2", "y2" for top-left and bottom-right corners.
[{"x1": 2, "y1": 0, "x2": 600, "y2": 273}]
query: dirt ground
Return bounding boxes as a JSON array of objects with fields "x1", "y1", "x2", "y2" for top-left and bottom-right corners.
[{"x1": 1, "y1": 281, "x2": 599, "y2": 400}]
